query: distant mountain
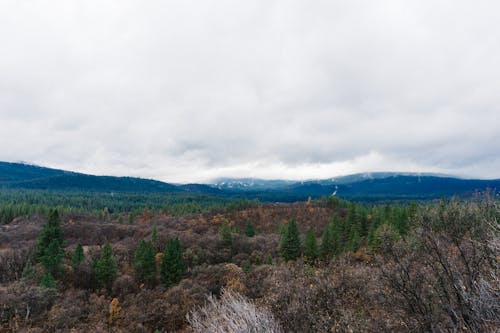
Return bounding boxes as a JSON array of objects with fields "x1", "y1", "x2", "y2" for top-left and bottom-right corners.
[
  {"x1": 213, "y1": 178, "x2": 296, "y2": 190},
  {"x1": 0, "y1": 161, "x2": 180, "y2": 193},
  {"x1": 210, "y1": 173, "x2": 500, "y2": 202},
  {"x1": 1, "y1": 162, "x2": 498, "y2": 202}
]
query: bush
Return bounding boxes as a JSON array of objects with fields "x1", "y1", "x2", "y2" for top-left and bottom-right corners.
[{"x1": 187, "y1": 288, "x2": 282, "y2": 333}]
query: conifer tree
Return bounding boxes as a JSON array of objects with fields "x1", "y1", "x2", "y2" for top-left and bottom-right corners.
[
  {"x1": 244, "y1": 220, "x2": 256, "y2": 237},
  {"x1": 133, "y1": 240, "x2": 157, "y2": 284},
  {"x1": 279, "y1": 219, "x2": 301, "y2": 261},
  {"x1": 219, "y1": 220, "x2": 233, "y2": 248},
  {"x1": 320, "y1": 222, "x2": 334, "y2": 259},
  {"x1": 161, "y1": 238, "x2": 185, "y2": 287},
  {"x1": 41, "y1": 239, "x2": 65, "y2": 276},
  {"x1": 35, "y1": 209, "x2": 65, "y2": 276},
  {"x1": 347, "y1": 224, "x2": 361, "y2": 253},
  {"x1": 151, "y1": 223, "x2": 158, "y2": 247},
  {"x1": 304, "y1": 229, "x2": 318, "y2": 263},
  {"x1": 95, "y1": 241, "x2": 117, "y2": 291},
  {"x1": 71, "y1": 243, "x2": 85, "y2": 269},
  {"x1": 40, "y1": 272, "x2": 56, "y2": 289}
]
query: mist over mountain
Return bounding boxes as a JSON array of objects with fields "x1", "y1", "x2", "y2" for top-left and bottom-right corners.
[{"x1": 1, "y1": 161, "x2": 498, "y2": 202}]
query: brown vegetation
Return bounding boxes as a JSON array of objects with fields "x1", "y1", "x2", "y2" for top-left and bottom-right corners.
[{"x1": 0, "y1": 200, "x2": 498, "y2": 332}]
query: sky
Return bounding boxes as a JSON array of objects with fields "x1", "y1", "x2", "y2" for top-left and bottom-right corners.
[{"x1": 1, "y1": 1, "x2": 500, "y2": 183}]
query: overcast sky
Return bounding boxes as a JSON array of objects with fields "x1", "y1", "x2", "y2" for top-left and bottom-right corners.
[{"x1": 1, "y1": 1, "x2": 499, "y2": 183}]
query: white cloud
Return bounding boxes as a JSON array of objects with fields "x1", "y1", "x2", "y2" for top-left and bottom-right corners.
[{"x1": 1, "y1": 0, "x2": 499, "y2": 182}]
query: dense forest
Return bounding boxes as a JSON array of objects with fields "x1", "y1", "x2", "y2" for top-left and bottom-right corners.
[{"x1": 0, "y1": 189, "x2": 498, "y2": 332}]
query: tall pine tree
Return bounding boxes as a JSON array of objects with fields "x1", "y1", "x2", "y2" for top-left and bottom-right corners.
[
  {"x1": 304, "y1": 229, "x2": 318, "y2": 263},
  {"x1": 279, "y1": 219, "x2": 301, "y2": 261},
  {"x1": 244, "y1": 220, "x2": 256, "y2": 237},
  {"x1": 36, "y1": 209, "x2": 65, "y2": 277},
  {"x1": 161, "y1": 238, "x2": 185, "y2": 287},
  {"x1": 320, "y1": 222, "x2": 335, "y2": 259},
  {"x1": 133, "y1": 240, "x2": 157, "y2": 284},
  {"x1": 219, "y1": 220, "x2": 233, "y2": 248},
  {"x1": 95, "y1": 241, "x2": 117, "y2": 291},
  {"x1": 71, "y1": 243, "x2": 85, "y2": 269}
]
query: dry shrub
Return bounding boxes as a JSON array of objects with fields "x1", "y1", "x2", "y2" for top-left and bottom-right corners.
[
  {"x1": 187, "y1": 288, "x2": 282, "y2": 333},
  {"x1": 0, "y1": 282, "x2": 57, "y2": 330},
  {"x1": 379, "y1": 199, "x2": 500, "y2": 332},
  {"x1": 259, "y1": 258, "x2": 395, "y2": 333}
]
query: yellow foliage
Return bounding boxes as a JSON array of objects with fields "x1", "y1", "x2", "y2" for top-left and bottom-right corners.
[{"x1": 109, "y1": 298, "x2": 121, "y2": 326}]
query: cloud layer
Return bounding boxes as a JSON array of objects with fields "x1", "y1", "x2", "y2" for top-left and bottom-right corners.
[{"x1": 1, "y1": 1, "x2": 499, "y2": 182}]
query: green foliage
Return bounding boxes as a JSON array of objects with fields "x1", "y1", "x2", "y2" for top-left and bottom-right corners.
[
  {"x1": 320, "y1": 222, "x2": 335, "y2": 259},
  {"x1": 22, "y1": 260, "x2": 36, "y2": 282},
  {"x1": 242, "y1": 260, "x2": 251, "y2": 273},
  {"x1": 280, "y1": 219, "x2": 302, "y2": 261},
  {"x1": 40, "y1": 272, "x2": 56, "y2": 289},
  {"x1": 304, "y1": 229, "x2": 318, "y2": 263},
  {"x1": 36, "y1": 209, "x2": 65, "y2": 276},
  {"x1": 347, "y1": 223, "x2": 361, "y2": 253},
  {"x1": 94, "y1": 241, "x2": 117, "y2": 290},
  {"x1": 151, "y1": 223, "x2": 158, "y2": 246},
  {"x1": 219, "y1": 220, "x2": 233, "y2": 248},
  {"x1": 35, "y1": 209, "x2": 64, "y2": 260},
  {"x1": 71, "y1": 244, "x2": 85, "y2": 268},
  {"x1": 254, "y1": 255, "x2": 261, "y2": 265},
  {"x1": 161, "y1": 238, "x2": 185, "y2": 287},
  {"x1": 372, "y1": 223, "x2": 400, "y2": 253},
  {"x1": 265, "y1": 255, "x2": 273, "y2": 265},
  {"x1": 133, "y1": 240, "x2": 157, "y2": 284},
  {"x1": 244, "y1": 220, "x2": 256, "y2": 237}
]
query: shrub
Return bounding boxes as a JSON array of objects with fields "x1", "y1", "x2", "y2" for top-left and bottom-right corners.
[{"x1": 187, "y1": 288, "x2": 282, "y2": 333}]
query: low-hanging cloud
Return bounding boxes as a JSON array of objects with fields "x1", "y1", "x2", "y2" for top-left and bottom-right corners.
[{"x1": 1, "y1": 0, "x2": 499, "y2": 183}]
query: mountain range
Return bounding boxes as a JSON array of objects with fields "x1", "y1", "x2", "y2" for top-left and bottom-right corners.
[{"x1": 1, "y1": 161, "x2": 499, "y2": 202}]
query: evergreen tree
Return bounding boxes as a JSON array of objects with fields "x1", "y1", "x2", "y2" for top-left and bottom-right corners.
[
  {"x1": 304, "y1": 229, "x2": 318, "y2": 263},
  {"x1": 151, "y1": 223, "x2": 158, "y2": 247},
  {"x1": 35, "y1": 209, "x2": 65, "y2": 275},
  {"x1": 219, "y1": 220, "x2": 232, "y2": 248},
  {"x1": 347, "y1": 224, "x2": 361, "y2": 253},
  {"x1": 133, "y1": 240, "x2": 157, "y2": 284},
  {"x1": 161, "y1": 238, "x2": 185, "y2": 287},
  {"x1": 71, "y1": 243, "x2": 85, "y2": 269},
  {"x1": 40, "y1": 272, "x2": 56, "y2": 289},
  {"x1": 95, "y1": 241, "x2": 117, "y2": 290},
  {"x1": 279, "y1": 219, "x2": 301, "y2": 261},
  {"x1": 320, "y1": 222, "x2": 334, "y2": 259},
  {"x1": 372, "y1": 223, "x2": 400, "y2": 253},
  {"x1": 41, "y1": 239, "x2": 65, "y2": 276},
  {"x1": 244, "y1": 220, "x2": 256, "y2": 237},
  {"x1": 22, "y1": 260, "x2": 36, "y2": 282},
  {"x1": 242, "y1": 260, "x2": 251, "y2": 273}
]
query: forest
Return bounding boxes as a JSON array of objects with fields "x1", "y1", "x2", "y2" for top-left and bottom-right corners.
[{"x1": 0, "y1": 190, "x2": 498, "y2": 332}]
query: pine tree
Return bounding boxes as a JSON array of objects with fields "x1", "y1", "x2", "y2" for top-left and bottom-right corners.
[
  {"x1": 71, "y1": 244, "x2": 85, "y2": 269},
  {"x1": 279, "y1": 219, "x2": 301, "y2": 261},
  {"x1": 22, "y1": 260, "x2": 36, "y2": 282},
  {"x1": 133, "y1": 240, "x2": 157, "y2": 284},
  {"x1": 244, "y1": 220, "x2": 256, "y2": 237},
  {"x1": 304, "y1": 229, "x2": 318, "y2": 263},
  {"x1": 35, "y1": 209, "x2": 65, "y2": 276},
  {"x1": 40, "y1": 272, "x2": 56, "y2": 289},
  {"x1": 347, "y1": 224, "x2": 361, "y2": 253},
  {"x1": 219, "y1": 220, "x2": 232, "y2": 248},
  {"x1": 95, "y1": 241, "x2": 117, "y2": 291},
  {"x1": 161, "y1": 238, "x2": 185, "y2": 287},
  {"x1": 320, "y1": 222, "x2": 334, "y2": 259},
  {"x1": 41, "y1": 239, "x2": 65, "y2": 276},
  {"x1": 151, "y1": 223, "x2": 158, "y2": 247}
]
